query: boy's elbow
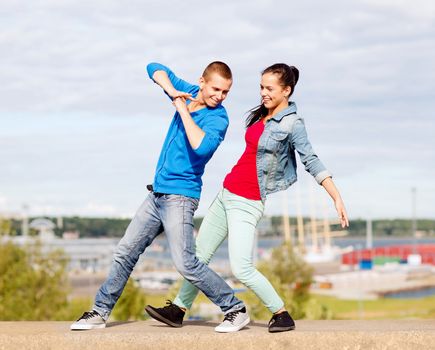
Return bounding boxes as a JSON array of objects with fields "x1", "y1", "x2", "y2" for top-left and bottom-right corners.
[
  {"x1": 192, "y1": 144, "x2": 212, "y2": 157},
  {"x1": 146, "y1": 63, "x2": 155, "y2": 79},
  {"x1": 192, "y1": 136, "x2": 219, "y2": 158},
  {"x1": 146, "y1": 62, "x2": 164, "y2": 79}
]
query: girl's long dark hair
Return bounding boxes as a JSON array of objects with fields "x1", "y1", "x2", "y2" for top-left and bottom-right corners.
[{"x1": 246, "y1": 63, "x2": 299, "y2": 127}]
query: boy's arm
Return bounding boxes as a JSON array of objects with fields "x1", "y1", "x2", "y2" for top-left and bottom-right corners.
[
  {"x1": 174, "y1": 98, "x2": 228, "y2": 157},
  {"x1": 146, "y1": 63, "x2": 197, "y2": 100},
  {"x1": 152, "y1": 71, "x2": 196, "y2": 101},
  {"x1": 174, "y1": 97, "x2": 205, "y2": 149}
]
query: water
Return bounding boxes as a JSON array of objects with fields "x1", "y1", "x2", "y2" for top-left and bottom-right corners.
[
  {"x1": 146, "y1": 236, "x2": 435, "y2": 262},
  {"x1": 333, "y1": 237, "x2": 435, "y2": 249},
  {"x1": 384, "y1": 286, "x2": 435, "y2": 299},
  {"x1": 57, "y1": 235, "x2": 435, "y2": 298}
]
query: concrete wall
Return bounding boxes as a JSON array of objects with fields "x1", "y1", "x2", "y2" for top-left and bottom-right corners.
[{"x1": 1, "y1": 320, "x2": 435, "y2": 350}]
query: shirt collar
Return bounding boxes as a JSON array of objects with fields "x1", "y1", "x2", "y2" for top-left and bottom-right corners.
[{"x1": 270, "y1": 101, "x2": 297, "y2": 121}]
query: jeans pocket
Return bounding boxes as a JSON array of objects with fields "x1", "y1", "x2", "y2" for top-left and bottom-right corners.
[{"x1": 185, "y1": 197, "x2": 199, "y2": 211}]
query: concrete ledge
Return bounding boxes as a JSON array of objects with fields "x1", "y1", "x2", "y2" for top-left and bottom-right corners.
[{"x1": 1, "y1": 320, "x2": 435, "y2": 350}]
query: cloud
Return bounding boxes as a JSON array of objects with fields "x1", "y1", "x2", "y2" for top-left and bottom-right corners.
[{"x1": 1, "y1": 0, "x2": 434, "y2": 218}]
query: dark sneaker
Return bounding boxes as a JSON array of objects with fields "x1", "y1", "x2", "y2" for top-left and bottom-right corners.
[
  {"x1": 215, "y1": 307, "x2": 250, "y2": 333},
  {"x1": 268, "y1": 311, "x2": 295, "y2": 333},
  {"x1": 70, "y1": 310, "x2": 106, "y2": 330},
  {"x1": 145, "y1": 300, "x2": 185, "y2": 328}
]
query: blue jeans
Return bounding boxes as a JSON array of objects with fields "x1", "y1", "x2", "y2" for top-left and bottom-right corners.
[{"x1": 93, "y1": 192, "x2": 244, "y2": 320}]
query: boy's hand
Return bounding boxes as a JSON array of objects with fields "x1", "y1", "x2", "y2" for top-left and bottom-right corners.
[
  {"x1": 170, "y1": 90, "x2": 197, "y2": 102},
  {"x1": 173, "y1": 96, "x2": 188, "y2": 113}
]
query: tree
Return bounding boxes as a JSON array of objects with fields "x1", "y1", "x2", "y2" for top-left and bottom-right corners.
[
  {"x1": 0, "y1": 217, "x2": 14, "y2": 236},
  {"x1": 111, "y1": 278, "x2": 147, "y2": 321},
  {"x1": 244, "y1": 242, "x2": 319, "y2": 320},
  {"x1": 0, "y1": 240, "x2": 69, "y2": 320}
]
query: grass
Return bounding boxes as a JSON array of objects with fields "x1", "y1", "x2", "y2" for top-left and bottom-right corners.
[
  {"x1": 61, "y1": 289, "x2": 435, "y2": 321},
  {"x1": 135, "y1": 290, "x2": 435, "y2": 320},
  {"x1": 309, "y1": 294, "x2": 435, "y2": 320}
]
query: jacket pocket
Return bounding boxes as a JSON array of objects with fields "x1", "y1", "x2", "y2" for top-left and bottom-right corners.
[
  {"x1": 270, "y1": 131, "x2": 288, "y2": 141},
  {"x1": 268, "y1": 131, "x2": 288, "y2": 154}
]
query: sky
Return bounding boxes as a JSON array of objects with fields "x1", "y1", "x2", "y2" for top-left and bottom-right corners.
[{"x1": 1, "y1": 0, "x2": 434, "y2": 220}]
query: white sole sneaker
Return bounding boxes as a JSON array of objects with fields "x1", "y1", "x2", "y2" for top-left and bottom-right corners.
[
  {"x1": 70, "y1": 323, "x2": 106, "y2": 330},
  {"x1": 214, "y1": 316, "x2": 250, "y2": 333},
  {"x1": 70, "y1": 310, "x2": 107, "y2": 331}
]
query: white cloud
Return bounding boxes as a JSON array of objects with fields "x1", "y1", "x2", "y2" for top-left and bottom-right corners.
[{"x1": 1, "y1": 0, "x2": 434, "y2": 219}]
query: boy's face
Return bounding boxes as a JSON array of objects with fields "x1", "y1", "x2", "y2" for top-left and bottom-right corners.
[{"x1": 199, "y1": 73, "x2": 232, "y2": 108}]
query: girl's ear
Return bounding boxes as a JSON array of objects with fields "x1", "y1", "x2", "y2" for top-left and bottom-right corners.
[{"x1": 284, "y1": 86, "x2": 292, "y2": 98}]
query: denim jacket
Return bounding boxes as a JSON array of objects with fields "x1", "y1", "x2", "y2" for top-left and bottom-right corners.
[{"x1": 256, "y1": 102, "x2": 332, "y2": 201}]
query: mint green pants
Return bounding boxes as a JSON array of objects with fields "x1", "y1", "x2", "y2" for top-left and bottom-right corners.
[{"x1": 173, "y1": 188, "x2": 284, "y2": 313}]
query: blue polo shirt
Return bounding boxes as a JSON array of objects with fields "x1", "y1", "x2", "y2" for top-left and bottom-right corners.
[{"x1": 146, "y1": 63, "x2": 229, "y2": 199}]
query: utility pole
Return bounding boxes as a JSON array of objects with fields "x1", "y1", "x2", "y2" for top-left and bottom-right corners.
[
  {"x1": 296, "y1": 184, "x2": 305, "y2": 251},
  {"x1": 411, "y1": 187, "x2": 417, "y2": 237},
  {"x1": 22, "y1": 204, "x2": 29, "y2": 238},
  {"x1": 412, "y1": 187, "x2": 417, "y2": 254},
  {"x1": 282, "y1": 192, "x2": 291, "y2": 244},
  {"x1": 366, "y1": 217, "x2": 373, "y2": 249},
  {"x1": 309, "y1": 184, "x2": 318, "y2": 252}
]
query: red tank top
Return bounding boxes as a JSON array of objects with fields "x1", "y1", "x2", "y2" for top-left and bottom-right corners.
[{"x1": 223, "y1": 120, "x2": 265, "y2": 200}]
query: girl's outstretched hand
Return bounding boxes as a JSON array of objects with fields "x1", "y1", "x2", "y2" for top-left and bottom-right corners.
[{"x1": 335, "y1": 198, "x2": 349, "y2": 228}]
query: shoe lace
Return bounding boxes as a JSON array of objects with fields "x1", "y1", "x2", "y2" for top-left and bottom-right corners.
[
  {"x1": 78, "y1": 310, "x2": 100, "y2": 321},
  {"x1": 163, "y1": 300, "x2": 176, "y2": 309},
  {"x1": 268, "y1": 313, "x2": 278, "y2": 326},
  {"x1": 223, "y1": 310, "x2": 239, "y2": 323}
]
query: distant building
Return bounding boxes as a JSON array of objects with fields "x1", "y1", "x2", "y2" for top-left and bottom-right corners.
[
  {"x1": 29, "y1": 218, "x2": 56, "y2": 241},
  {"x1": 62, "y1": 230, "x2": 80, "y2": 240}
]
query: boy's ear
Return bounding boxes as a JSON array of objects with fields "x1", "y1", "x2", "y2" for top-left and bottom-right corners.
[{"x1": 199, "y1": 76, "x2": 205, "y2": 89}]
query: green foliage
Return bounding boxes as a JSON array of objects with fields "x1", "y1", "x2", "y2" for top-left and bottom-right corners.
[
  {"x1": 0, "y1": 218, "x2": 14, "y2": 236},
  {"x1": 165, "y1": 278, "x2": 183, "y2": 302},
  {"x1": 260, "y1": 217, "x2": 435, "y2": 237},
  {"x1": 303, "y1": 298, "x2": 333, "y2": 320},
  {"x1": 54, "y1": 297, "x2": 93, "y2": 321},
  {"x1": 262, "y1": 242, "x2": 313, "y2": 318},
  {"x1": 163, "y1": 278, "x2": 203, "y2": 318},
  {"x1": 10, "y1": 217, "x2": 131, "y2": 238},
  {"x1": 62, "y1": 217, "x2": 131, "y2": 238},
  {"x1": 330, "y1": 219, "x2": 435, "y2": 237},
  {"x1": 9, "y1": 216, "x2": 435, "y2": 238},
  {"x1": 0, "y1": 240, "x2": 69, "y2": 320},
  {"x1": 311, "y1": 293, "x2": 435, "y2": 319},
  {"x1": 193, "y1": 217, "x2": 203, "y2": 232},
  {"x1": 243, "y1": 242, "x2": 325, "y2": 320},
  {"x1": 111, "y1": 278, "x2": 147, "y2": 321}
]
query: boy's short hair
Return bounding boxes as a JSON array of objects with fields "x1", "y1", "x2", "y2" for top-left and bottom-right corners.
[{"x1": 202, "y1": 61, "x2": 232, "y2": 81}]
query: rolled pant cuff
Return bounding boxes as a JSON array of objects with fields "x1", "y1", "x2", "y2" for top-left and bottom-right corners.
[
  {"x1": 92, "y1": 305, "x2": 110, "y2": 321},
  {"x1": 269, "y1": 301, "x2": 285, "y2": 314},
  {"x1": 224, "y1": 302, "x2": 246, "y2": 315},
  {"x1": 173, "y1": 297, "x2": 190, "y2": 310}
]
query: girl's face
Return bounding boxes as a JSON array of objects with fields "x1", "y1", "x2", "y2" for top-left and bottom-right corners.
[{"x1": 260, "y1": 73, "x2": 291, "y2": 111}]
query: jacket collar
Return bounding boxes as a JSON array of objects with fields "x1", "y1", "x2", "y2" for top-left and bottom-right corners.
[{"x1": 270, "y1": 102, "x2": 297, "y2": 122}]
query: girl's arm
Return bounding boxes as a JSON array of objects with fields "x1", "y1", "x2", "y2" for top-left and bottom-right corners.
[{"x1": 320, "y1": 177, "x2": 349, "y2": 228}]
